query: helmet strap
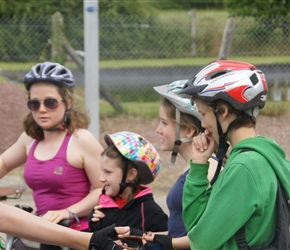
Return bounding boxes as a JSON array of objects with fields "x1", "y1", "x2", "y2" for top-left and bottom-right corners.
[
  {"x1": 210, "y1": 113, "x2": 230, "y2": 186},
  {"x1": 170, "y1": 109, "x2": 194, "y2": 167},
  {"x1": 117, "y1": 160, "x2": 134, "y2": 196},
  {"x1": 170, "y1": 109, "x2": 181, "y2": 168}
]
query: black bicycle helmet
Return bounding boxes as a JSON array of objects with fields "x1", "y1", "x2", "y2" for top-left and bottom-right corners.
[{"x1": 23, "y1": 61, "x2": 74, "y2": 90}]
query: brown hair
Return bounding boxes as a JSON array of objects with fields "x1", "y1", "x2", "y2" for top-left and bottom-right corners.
[
  {"x1": 204, "y1": 99, "x2": 256, "y2": 129},
  {"x1": 161, "y1": 97, "x2": 203, "y2": 136},
  {"x1": 23, "y1": 83, "x2": 90, "y2": 140},
  {"x1": 102, "y1": 144, "x2": 140, "y2": 201}
]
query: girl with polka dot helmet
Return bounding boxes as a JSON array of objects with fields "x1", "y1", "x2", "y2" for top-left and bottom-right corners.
[
  {"x1": 89, "y1": 131, "x2": 168, "y2": 245},
  {"x1": 104, "y1": 131, "x2": 161, "y2": 194}
]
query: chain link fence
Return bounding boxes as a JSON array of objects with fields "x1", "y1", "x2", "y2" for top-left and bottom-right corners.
[{"x1": 0, "y1": 13, "x2": 289, "y2": 105}]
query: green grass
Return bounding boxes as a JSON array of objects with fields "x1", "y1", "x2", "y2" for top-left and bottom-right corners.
[
  {"x1": 99, "y1": 98, "x2": 290, "y2": 119},
  {"x1": 100, "y1": 100, "x2": 159, "y2": 119},
  {"x1": 260, "y1": 100, "x2": 290, "y2": 117},
  {"x1": 1, "y1": 56, "x2": 290, "y2": 71}
]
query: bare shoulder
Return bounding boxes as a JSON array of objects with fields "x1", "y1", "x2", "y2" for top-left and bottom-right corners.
[
  {"x1": 72, "y1": 129, "x2": 103, "y2": 150},
  {"x1": 73, "y1": 128, "x2": 95, "y2": 140},
  {"x1": 18, "y1": 132, "x2": 34, "y2": 146}
]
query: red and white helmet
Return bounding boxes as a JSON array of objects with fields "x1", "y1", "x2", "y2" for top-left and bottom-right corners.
[{"x1": 179, "y1": 60, "x2": 268, "y2": 114}]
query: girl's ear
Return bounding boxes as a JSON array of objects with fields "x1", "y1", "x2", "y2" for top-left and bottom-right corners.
[
  {"x1": 217, "y1": 104, "x2": 229, "y2": 119},
  {"x1": 127, "y1": 168, "x2": 138, "y2": 181},
  {"x1": 185, "y1": 126, "x2": 196, "y2": 138}
]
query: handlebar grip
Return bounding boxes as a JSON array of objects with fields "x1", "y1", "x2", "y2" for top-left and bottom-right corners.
[
  {"x1": 15, "y1": 204, "x2": 34, "y2": 213},
  {"x1": 58, "y1": 219, "x2": 72, "y2": 227}
]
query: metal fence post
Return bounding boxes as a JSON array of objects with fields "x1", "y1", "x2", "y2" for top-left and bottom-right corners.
[{"x1": 218, "y1": 17, "x2": 236, "y2": 60}]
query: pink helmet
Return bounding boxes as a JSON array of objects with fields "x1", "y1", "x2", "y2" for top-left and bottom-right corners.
[{"x1": 179, "y1": 60, "x2": 268, "y2": 115}]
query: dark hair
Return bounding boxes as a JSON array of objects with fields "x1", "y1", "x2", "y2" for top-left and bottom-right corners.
[
  {"x1": 161, "y1": 97, "x2": 203, "y2": 136},
  {"x1": 23, "y1": 83, "x2": 90, "y2": 140},
  {"x1": 207, "y1": 99, "x2": 256, "y2": 129},
  {"x1": 102, "y1": 144, "x2": 141, "y2": 201}
]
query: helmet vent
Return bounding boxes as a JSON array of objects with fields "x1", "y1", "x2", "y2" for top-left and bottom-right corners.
[
  {"x1": 210, "y1": 70, "x2": 228, "y2": 79},
  {"x1": 250, "y1": 73, "x2": 258, "y2": 85},
  {"x1": 138, "y1": 137, "x2": 147, "y2": 145}
]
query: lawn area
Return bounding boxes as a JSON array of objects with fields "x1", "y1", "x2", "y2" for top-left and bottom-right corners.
[{"x1": 1, "y1": 56, "x2": 290, "y2": 71}]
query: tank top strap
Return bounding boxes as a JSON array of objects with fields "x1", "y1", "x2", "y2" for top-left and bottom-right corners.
[
  {"x1": 56, "y1": 133, "x2": 72, "y2": 158},
  {"x1": 28, "y1": 139, "x2": 38, "y2": 157}
]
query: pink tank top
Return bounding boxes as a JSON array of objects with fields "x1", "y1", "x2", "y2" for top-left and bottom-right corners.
[{"x1": 24, "y1": 134, "x2": 91, "y2": 230}]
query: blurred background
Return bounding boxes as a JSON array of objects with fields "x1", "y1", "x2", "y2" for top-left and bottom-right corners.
[{"x1": 1, "y1": 0, "x2": 290, "y2": 105}]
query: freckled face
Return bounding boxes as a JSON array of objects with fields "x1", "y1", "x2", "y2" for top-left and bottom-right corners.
[
  {"x1": 99, "y1": 155, "x2": 123, "y2": 197},
  {"x1": 155, "y1": 105, "x2": 176, "y2": 152},
  {"x1": 195, "y1": 99, "x2": 219, "y2": 144},
  {"x1": 29, "y1": 82, "x2": 66, "y2": 129}
]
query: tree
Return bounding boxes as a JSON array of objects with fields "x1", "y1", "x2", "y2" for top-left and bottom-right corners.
[
  {"x1": 0, "y1": 0, "x2": 154, "y2": 18},
  {"x1": 224, "y1": 0, "x2": 290, "y2": 44},
  {"x1": 0, "y1": 0, "x2": 83, "y2": 16}
]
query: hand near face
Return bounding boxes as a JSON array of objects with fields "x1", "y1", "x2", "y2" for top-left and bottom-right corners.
[{"x1": 191, "y1": 129, "x2": 217, "y2": 164}]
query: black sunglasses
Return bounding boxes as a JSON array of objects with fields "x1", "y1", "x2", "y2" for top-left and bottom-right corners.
[{"x1": 27, "y1": 98, "x2": 63, "y2": 111}]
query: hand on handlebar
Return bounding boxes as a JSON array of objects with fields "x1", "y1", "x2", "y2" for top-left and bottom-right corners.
[
  {"x1": 42, "y1": 209, "x2": 70, "y2": 224},
  {"x1": 89, "y1": 224, "x2": 130, "y2": 250}
]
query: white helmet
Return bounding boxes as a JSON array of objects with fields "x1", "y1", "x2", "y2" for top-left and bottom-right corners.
[
  {"x1": 154, "y1": 80, "x2": 203, "y2": 167},
  {"x1": 154, "y1": 80, "x2": 202, "y2": 121}
]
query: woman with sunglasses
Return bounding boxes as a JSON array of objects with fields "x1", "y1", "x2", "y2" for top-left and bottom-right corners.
[{"x1": 0, "y1": 61, "x2": 104, "y2": 250}]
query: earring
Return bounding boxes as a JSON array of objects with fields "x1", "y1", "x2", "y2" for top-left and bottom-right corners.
[{"x1": 60, "y1": 110, "x2": 69, "y2": 131}]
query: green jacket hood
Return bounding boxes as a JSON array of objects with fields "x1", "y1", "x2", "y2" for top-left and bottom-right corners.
[{"x1": 231, "y1": 136, "x2": 290, "y2": 197}]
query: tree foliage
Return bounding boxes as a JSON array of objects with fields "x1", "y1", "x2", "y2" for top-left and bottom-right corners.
[
  {"x1": 224, "y1": 0, "x2": 290, "y2": 44},
  {"x1": 0, "y1": 0, "x2": 154, "y2": 18},
  {"x1": 148, "y1": 0, "x2": 224, "y2": 10},
  {"x1": 0, "y1": 0, "x2": 83, "y2": 16},
  {"x1": 224, "y1": 0, "x2": 290, "y2": 17}
]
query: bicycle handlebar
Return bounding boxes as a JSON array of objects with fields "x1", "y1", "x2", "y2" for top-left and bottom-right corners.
[{"x1": 0, "y1": 185, "x2": 27, "y2": 200}]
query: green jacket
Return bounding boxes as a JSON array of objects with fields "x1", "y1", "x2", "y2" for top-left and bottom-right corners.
[{"x1": 182, "y1": 136, "x2": 290, "y2": 250}]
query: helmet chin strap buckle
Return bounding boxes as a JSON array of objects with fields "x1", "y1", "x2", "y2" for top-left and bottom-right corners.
[{"x1": 244, "y1": 107, "x2": 259, "y2": 117}]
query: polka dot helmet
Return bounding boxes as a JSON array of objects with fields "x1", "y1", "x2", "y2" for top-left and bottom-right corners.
[{"x1": 104, "y1": 131, "x2": 161, "y2": 185}]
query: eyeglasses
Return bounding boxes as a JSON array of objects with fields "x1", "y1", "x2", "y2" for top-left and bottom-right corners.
[{"x1": 27, "y1": 98, "x2": 63, "y2": 111}]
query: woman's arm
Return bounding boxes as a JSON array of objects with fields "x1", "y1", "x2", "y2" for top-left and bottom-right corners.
[
  {"x1": 0, "y1": 132, "x2": 30, "y2": 178},
  {"x1": 0, "y1": 203, "x2": 130, "y2": 250},
  {"x1": 0, "y1": 203, "x2": 90, "y2": 249}
]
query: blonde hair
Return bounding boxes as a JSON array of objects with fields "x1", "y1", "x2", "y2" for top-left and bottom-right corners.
[{"x1": 161, "y1": 97, "x2": 202, "y2": 137}]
